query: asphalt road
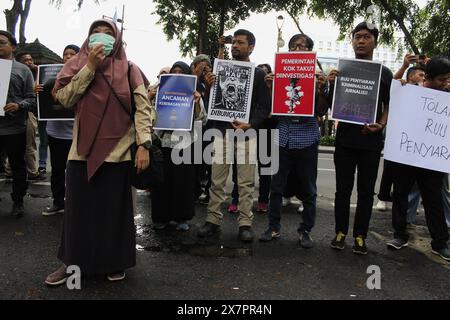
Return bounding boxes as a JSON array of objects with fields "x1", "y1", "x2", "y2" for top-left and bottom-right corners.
[{"x1": 0, "y1": 154, "x2": 448, "y2": 300}]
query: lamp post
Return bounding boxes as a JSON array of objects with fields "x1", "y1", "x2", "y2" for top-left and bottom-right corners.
[
  {"x1": 276, "y1": 15, "x2": 285, "y2": 52},
  {"x1": 102, "y1": 5, "x2": 125, "y2": 34}
]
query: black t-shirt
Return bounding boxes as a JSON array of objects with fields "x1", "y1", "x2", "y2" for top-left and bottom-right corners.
[{"x1": 335, "y1": 65, "x2": 393, "y2": 151}]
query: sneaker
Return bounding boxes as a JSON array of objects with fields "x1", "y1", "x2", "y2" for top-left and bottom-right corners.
[
  {"x1": 38, "y1": 167, "x2": 47, "y2": 174},
  {"x1": 176, "y1": 222, "x2": 190, "y2": 231},
  {"x1": 387, "y1": 238, "x2": 409, "y2": 250},
  {"x1": 290, "y1": 197, "x2": 301, "y2": 205},
  {"x1": 255, "y1": 202, "x2": 268, "y2": 213},
  {"x1": 353, "y1": 236, "x2": 368, "y2": 255},
  {"x1": 282, "y1": 197, "x2": 290, "y2": 207},
  {"x1": 330, "y1": 232, "x2": 346, "y2": 250},
  {"x1": 198, "y1": 193, "x2": 209, "y2": 205},
  {"x1": 297, "y1": 203, "x2": 304, "y2": 213},
  {"x1": 28, "y1": 173, "x2": 46, "y2": 181},
  {"x1": 431, "y1": 247, "x2": 450, "y2": 261},
  {"x1": 197, "y1": 222, "x2": 221, "y2": 238},
  {"x1": 375, "y1": 200, "x2": 387, "y2": 211},
  {"x1": 259, "y1": 229, "x2": 281, "y2": 242},
  {"x1": 238, "y1": 226, "x2": 254, "y2": 242},
  {"x1": 11, "y1": 203, "x2": 25, "y2": 218},
  {"x1": 42, "y1": 205, "x2": 64, "y2": 216},
  {"x1": 107, "y1": 271, "x2": 126, "y2": 282},
  {"x1": 45, "y1": 264, "x2": 67, "y2": 286},
  {"x1": 227, "y1": 203, "x2": 238, "y2": 213},
  {"x1": 299, "y1": 231, "x2": 314, "y2": 249},
  {"x1": 152, "y1": 222, "x2": 168, "y2": 230}
]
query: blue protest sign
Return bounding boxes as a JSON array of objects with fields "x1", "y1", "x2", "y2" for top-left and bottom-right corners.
[{"x1": 154, "y1": 74, "x2": 197, "y2": 131}]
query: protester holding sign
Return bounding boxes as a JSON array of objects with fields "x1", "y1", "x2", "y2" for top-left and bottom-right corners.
[
  {"x1": 328, "y1": 22, "x2": 393, "y2": 255},
  {"x1": 375, "y1": 64, "x2": 425, "y2": 212},
  {"x1": 198, "y1": 29, "x2": 271, "y2": 243},
  {"x1": 37, "y1": 44, "x2": 80, "y2": 216},
  {"x1": 45, "y1": 20, "x2": 154, "y2": 286},
  {"x1": 0, "y1": 31, "x2": 36, "y2": 218},
  {"x1": 259, "y1": 34, "x2": 329, "y2": 248},
  {"x1": 4, "y1": 52, "x2": 44, "y2": 181},
  {"x1": 151, "y1": 61, "x2": 206, "y2": 231},
  {"x1": 385, "y1": 57, "x2": 450, "y2": 261}
]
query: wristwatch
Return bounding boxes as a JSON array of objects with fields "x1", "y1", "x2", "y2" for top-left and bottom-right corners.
[{"x1": 139, "y1": 140, "x2": 152, "y2": 150}]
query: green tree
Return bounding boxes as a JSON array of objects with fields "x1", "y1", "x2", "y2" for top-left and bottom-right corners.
[
  {"x1": 412, "y1": 0, "x2": 450, "y2": 57},
  {"x1": 281, "y1": 0, "x2": 449, "y2": 57},
  {"x1": 306, "y1": 0, "x2": 420, "y2": 53},
  {"x1": 153, "y1": 0, "x2": 267, "y2": 59}
]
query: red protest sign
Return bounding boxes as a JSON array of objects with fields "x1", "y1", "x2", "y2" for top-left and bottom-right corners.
[{"x1": 272, "y1": 52, "x2": 317, "y2": 117}]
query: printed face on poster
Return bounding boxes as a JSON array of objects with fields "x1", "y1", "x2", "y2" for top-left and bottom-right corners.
[
  {"x1": 331, "y1": 58, "x2": 382, "y2": 125},
  {"x1": 208, "y1": 59, "x2": 255, "y2": 124},
  {"x1": 0, "y1": 59, "x2": 13, "y2": 117},
  {"x1": 154, "y1": 74, "x2": 198, "y2": 131},
  {"x1": 37, "y1": 64, "x2": 75, "y2": 121},
  {"x1": 384, "y1": 80, "x2": 450, "y2": 173},
  {"x1": 272, "y1": 52, "x2": 316, "y2": 117}
]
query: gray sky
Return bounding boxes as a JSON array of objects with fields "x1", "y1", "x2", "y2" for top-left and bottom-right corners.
[{"x1": 0, "y1": 0, "x2": 427, "y2": 82}]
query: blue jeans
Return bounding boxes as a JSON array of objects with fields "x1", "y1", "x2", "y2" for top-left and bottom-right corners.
[
  {"x1": 443, "y1": 174, "x2": 450, "y2": 227},
  {"x1": 407, "y1": 183, "x2": 421, "y2": 224},
  {"x1": 268, "y1": 144, "x2": 318, "y2": 233},
  {"x1": 38, "y1": 121, "x2": 48, "y2": 168}
]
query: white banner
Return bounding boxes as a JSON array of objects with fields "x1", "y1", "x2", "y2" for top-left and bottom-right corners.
[
  {"x1": 0, "y1": 59, "x2": 13, "y2": 117},
  {"x1": 384, "y1": 80, "x2": 450, "y2": 173}
]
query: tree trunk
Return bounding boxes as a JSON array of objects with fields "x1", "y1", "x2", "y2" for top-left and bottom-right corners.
[
  {"x1": 219, "y1": 4, "x2": 225, "y2": 36},
  {"x1": 378, "y1": 0, "x2": 420, "y2": 54},
  {"x1": 4, "y1": 0, "x2": 22, "y2": 36},
  {"x1": 19, "y1": 0, "x2": 32, "y2": 44},
  {"x1": 196, "y1": 0, "x2": 208, "y2": 55},
  {"x1": 285, "y1": 10, "x2": 304, "y2": 35}
]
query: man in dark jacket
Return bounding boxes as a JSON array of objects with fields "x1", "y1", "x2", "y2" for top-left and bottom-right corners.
[
  {"x1": 0, "y1": 31, "x2": 36, "y2": 217},
  {"x1": 198, "y1": 29, "x2": 271, "y2": 242}
]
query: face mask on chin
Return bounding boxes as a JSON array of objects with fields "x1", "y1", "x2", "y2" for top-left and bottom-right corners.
[{"x1": 88, "y1": 33, "x2": 116, "y2": 56}]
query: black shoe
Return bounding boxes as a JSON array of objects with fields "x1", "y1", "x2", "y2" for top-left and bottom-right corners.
[
  {"x1": 330, "y1": 232, "x2": 346, "y2": 250},
  {"x1": 38, "y1": 167, "x2": 47, "y2": 174},
  {"x1": 431, "y1": 247, "x2": 450, "y2": 261},
  {"x1": 238, "y1": 226, "x2": 254, "y2": 243},
  {"x1": 259, "y1": 228, "x2": 280, "y2": 242},
  {"x1": 386, "y1": 238, "x2": 409, "y2": 250},
  {"x1": 42, "y1": 205, "x2": 64, "y2": 216},
  {"x1": 28, "y1": 173, "x2": 46, "y2": 181},
  {"x1": 353, "y1": 236, "x2": 368, "y2": 255},
  {"x1": 11, "y1": 203, "x2": 25, "y2": 218},
  {"x1": 197, "y1": 222, "x2": 221, "y2": 238},
  {"x1": 299, "y1": 231, "x2": 314, "y2": 249}
]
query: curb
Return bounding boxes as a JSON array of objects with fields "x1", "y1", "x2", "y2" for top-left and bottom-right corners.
[{"x1": 319, "y1": 146, "x2": 335, "y2": 154}]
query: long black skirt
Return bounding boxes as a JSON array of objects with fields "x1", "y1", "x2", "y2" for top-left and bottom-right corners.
[
  {"x1": 151, "y1": 147, "x2": 195, "y2": 224},
  {"x1": 58, "y1": 161, "x2": 136, "y2": 276}
]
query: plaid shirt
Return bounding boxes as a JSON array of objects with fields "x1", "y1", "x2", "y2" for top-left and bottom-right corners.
[{"x1": 276, "y1": 116, "x2": 320, "y2": 150}]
